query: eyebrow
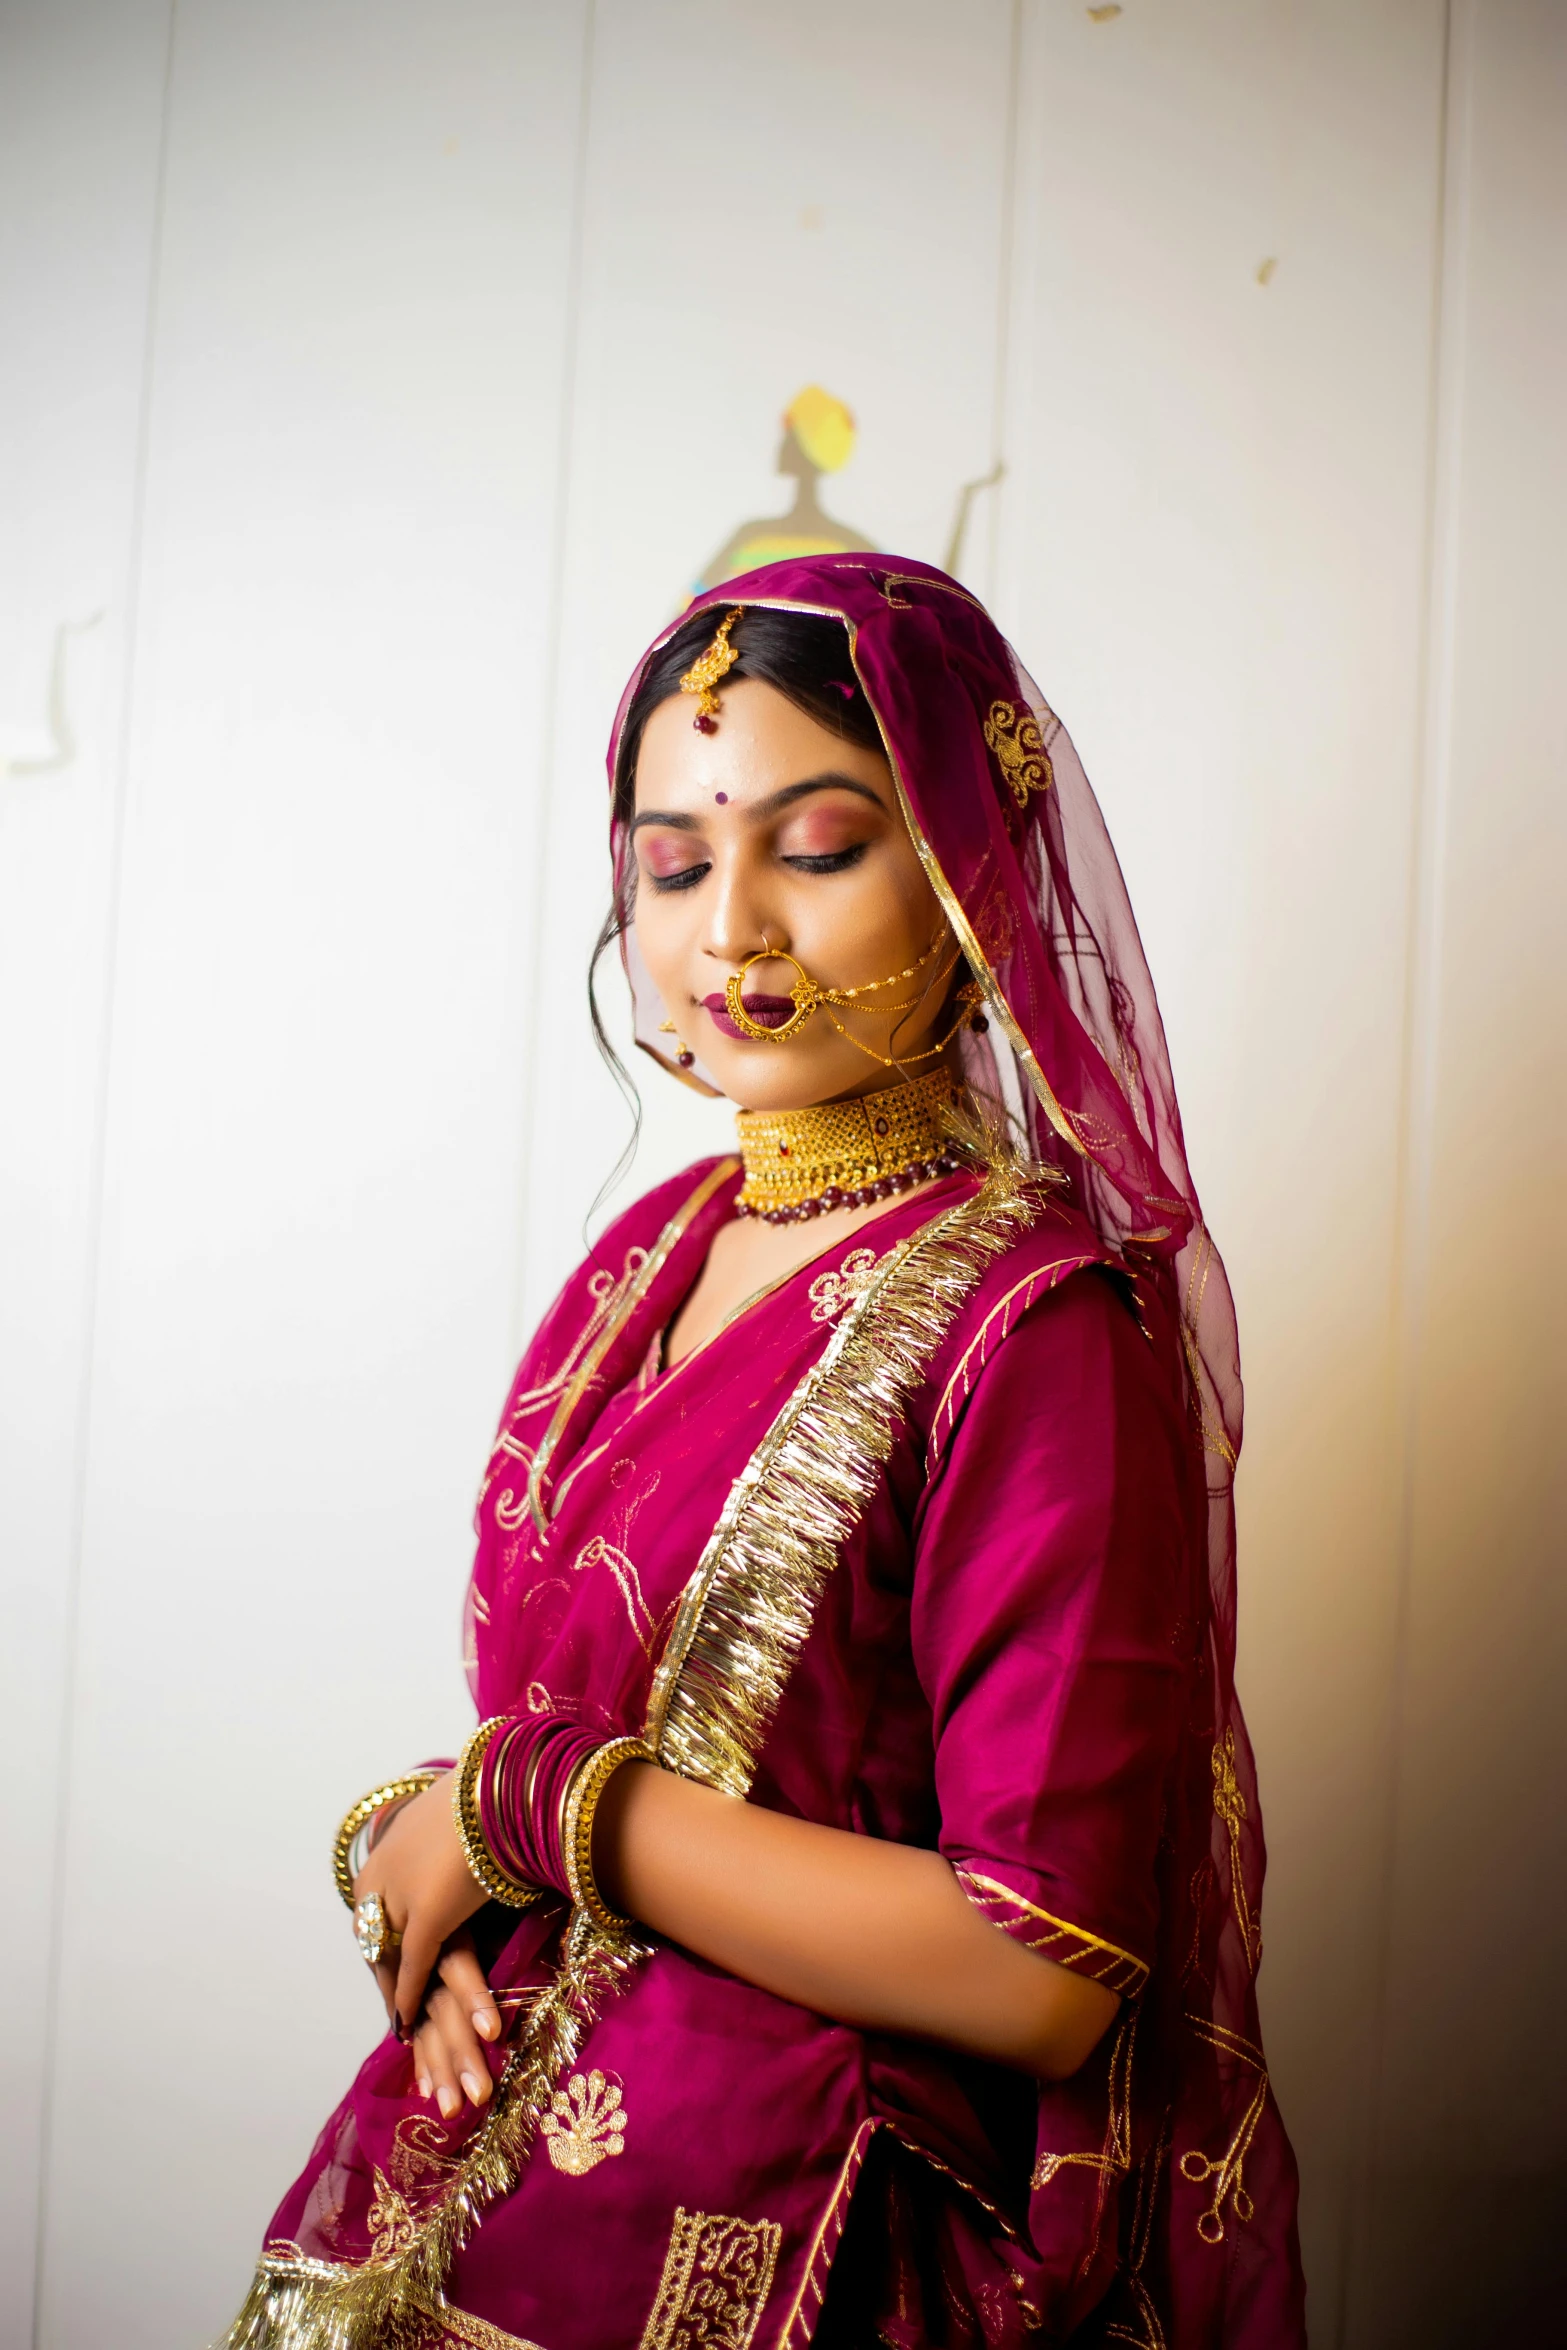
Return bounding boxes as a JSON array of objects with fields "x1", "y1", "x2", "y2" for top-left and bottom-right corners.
[{"x1": 629, "y1": 772, "x2": 888, "y2": 835}]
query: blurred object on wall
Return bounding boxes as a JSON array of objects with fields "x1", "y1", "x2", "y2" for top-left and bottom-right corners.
[
  {"x1": 0, "y1": 612, "x2": 102, "y2": 783},
  {"x1": 690, "y1": 383, "x2": 876, "y2": 594},
  {"x1": 688, "y1": 382, "x2": 1006, "y2": 600}
]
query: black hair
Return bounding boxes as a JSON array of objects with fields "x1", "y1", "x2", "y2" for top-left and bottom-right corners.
[
  {"x1": 609, "y1": 604, "x2": 883, "y2": 829},
  {"x1": 587, "y1": 605, "x2": 887, "y2": 1218}
]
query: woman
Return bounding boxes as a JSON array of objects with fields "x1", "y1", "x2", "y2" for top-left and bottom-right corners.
[{"x1": 226, "y1": 556, "x2": 1305, "y2": 2349}]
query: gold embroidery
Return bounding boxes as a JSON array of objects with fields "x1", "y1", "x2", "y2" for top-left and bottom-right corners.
[
  {"x1": 1210, "y1": 1730, "x2": 1260, "y2": 1969},
  {"x1": 1033, "y1": 2004, "x2": 1136, "y2": 2200},
  {"x1": 637, "y1": 2206, "x2": 783, "y2": 2350},
  {"x1": 571, "y1": 1536, "x2": 660, "y2": 1657},
  {"x1": 982, "y1": 698, "x2": 1053, "y2": 806},
  {"x1": 1101, "y1": 2114, "x2": 1172, "y2": 2349},
  {"x1": 540, "y1": 2067, "x2": 628, "y2": 2175},
  {"x1": 959, "y1": 1870, "x2": 1149, "y2": 1996},
  {"x1": 388, "y1": 2114, "x2": 458, "y2": 2197},
  {"x1": 219, "y1": 1913, "x2": 649, "y2": 2349},
  {"x1": 644, "y1": 1163, "x2": 1037, "y2": 1796},
  {"x1": 365, "y1": 2171, "x2": 417, "y2": 2263},
  {"x1": 806, "y1": 1245, "x2": 881, "y2": 1323},
  {"x1": 409, "y1": 2305, "x2": 547, "y2": 2350},
  {"x1": 1178, "y1": 2015, "x2": 1267, "y2": 2244},
  {"x1": 527, "y1": 1161, "x2": 740, "y2": 1533}
]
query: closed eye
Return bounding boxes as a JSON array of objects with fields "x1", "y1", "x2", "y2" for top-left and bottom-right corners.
[
  {"x1": 646, "y1": 859, "x2": 711, "y2": 893},
  {"x1": 782, "y1": 844, "x2": 869, "y2": 876}
]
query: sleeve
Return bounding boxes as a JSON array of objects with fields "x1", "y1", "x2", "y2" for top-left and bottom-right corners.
[{"x1": 910, "y1": 1266, "x2": 1193, "y2": 1998}]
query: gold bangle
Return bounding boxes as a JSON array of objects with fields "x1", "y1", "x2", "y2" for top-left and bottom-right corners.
[
  {"x1": 561, "y1": 1735, "x2": 653, "y2": 1934},
  {"x1": 452, "y1": 1718, "x2": 541, "y2": 1910},
  {"x1": 331, "y1": 1772, "x2": 440, "y2": 1910}
]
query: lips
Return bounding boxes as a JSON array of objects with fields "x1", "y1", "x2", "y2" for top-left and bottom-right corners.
[{"x1": 701, "y1": 991, "x2": 796, "y2": 1041}]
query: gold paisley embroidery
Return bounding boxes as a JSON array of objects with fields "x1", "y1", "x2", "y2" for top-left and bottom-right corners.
[
  {"x1": 982, "y1": 698, "x2": 1053, "y2": 806},
  {"x1": 388, "y1": 2114, "x2": 458, "y2": 2198},
  {"x1": 1178, "y1": 2016, "x2": 1267, "y2": 2244},
  {"x1": 806, "y1": 1246, "x2": 882, "y2": 1324},
  {"x1": 540, "y1": 2068, "x2": 628, "y2": 2176},
  {"x1": 637, "y1": 2206, "x2": 783, "y2": 2350}
]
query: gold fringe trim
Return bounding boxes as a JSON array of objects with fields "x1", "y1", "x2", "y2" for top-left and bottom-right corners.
[
  {"x1": 644, "y1": 1161, "x2": 1037, "y2": 1795},
  {"x1": 218, "y1": 1914, "x2": 648, "y2": 2350}
]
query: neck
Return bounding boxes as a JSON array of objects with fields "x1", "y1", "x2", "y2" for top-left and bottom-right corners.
[{"x1": 733, "y1": 1069, "x2": 967, "y2": 1224}]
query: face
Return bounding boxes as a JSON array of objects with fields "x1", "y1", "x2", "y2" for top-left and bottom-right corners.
[{"x1": 630, "y1": 678, "x2": 955, "y2": 1112}]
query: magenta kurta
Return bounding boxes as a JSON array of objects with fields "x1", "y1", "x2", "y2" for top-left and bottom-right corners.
[{"x1": 247, "y1": 1155, "x2": 1302, "y2": 2348}]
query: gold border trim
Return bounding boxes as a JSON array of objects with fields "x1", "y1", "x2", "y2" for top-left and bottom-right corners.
[
  {"x1": 644, "y1": 1165, "x2": 1036, "y2": 1794},
  {"x1": 958, "y1": 1870, "x2": 1150, "y2": 1995}
]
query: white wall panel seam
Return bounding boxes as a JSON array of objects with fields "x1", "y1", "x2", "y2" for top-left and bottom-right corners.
[
  {"x1": 510, "y1": 0, "x2": 600, "y2": 1365},
  {"x1": 29, "y1": 6, "x2": 181, "y2": 2341},
  {"x1": 1343, "y1": 0, "x2": 1472, "y2": 2338},
  {"x1": 978, "y1": 0, "x2": 1024, "y2": 608}
]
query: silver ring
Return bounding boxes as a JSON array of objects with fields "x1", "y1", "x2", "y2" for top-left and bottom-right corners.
[{"x1": 353, "y1": 1890, "x2": 402, "y2": 1968}]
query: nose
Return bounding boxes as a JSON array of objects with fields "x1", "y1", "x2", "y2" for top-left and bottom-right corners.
[{"x1": 701, "y1": 857, "x2": 791, "y2": 975}]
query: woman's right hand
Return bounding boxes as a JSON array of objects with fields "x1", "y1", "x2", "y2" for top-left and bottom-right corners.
[{"x1": 408, "y1": 1931, "x2": 503, "y2": 2118}]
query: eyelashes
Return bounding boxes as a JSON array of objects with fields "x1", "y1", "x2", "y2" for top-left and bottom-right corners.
[{"x1": 644, "y1": 842, "x2": 869, "y2": 893}]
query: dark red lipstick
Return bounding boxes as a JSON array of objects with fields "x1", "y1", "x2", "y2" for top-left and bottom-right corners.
[{"x1": 701, "y1": 991, "x2": 797, "y2": 1041}]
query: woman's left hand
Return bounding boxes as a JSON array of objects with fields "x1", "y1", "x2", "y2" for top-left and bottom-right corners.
[{"x1": 352, "y1": 1773, "x2": 487, "y2": 2032}]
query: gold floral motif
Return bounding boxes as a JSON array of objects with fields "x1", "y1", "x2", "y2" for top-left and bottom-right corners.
[
  {"x1": 637, "y1": 2206, "x2": 783, "y2": 2350},
  {"x1": 806, "y1": 1247, "x2": 882, "y2": 1324},
  {"x1": 982, "y1": 698, "x2": 1053, "y2": 806},
  {"x1": 365, "y1": 2170, "x2": 417, "y2": 2263},
  {"x1": 540, "y1": 2067, "x2": 628, "y2": 2175}
]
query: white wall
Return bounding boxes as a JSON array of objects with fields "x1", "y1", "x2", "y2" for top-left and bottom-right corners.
[{"x1": 1, "y1": 4, "x2": 1561, "y2": 2345}]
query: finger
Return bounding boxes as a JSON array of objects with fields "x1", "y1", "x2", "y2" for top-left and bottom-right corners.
[
  {"x1": 371, "y1": 1957, "x2": 398, "y2": 2022},
  {"x1": 414, "y1": 2013, "x2": 463, "y2": 2121},
  {"x1": 438, "y1": 1938, "x2": 502, "y2": 2043},
  {"x1": 393, "y1": 1919, "x2": 443, "y2": 2037},
  {"x1": 426, "y1": 1984, "x2": 493, "y2": 2108},
  {"x1": 412, "y1": 2020, "x2": 437, "y2": 2103}
]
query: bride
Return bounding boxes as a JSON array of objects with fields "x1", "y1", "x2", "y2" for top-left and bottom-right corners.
[{"x1": 225, "y1": 556, "x2": 1304, "y2": 2349}]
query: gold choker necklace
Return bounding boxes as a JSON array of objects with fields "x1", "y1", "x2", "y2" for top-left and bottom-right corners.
[{"x1": 734, "y1": 1070, "x2": 967, "y2": 1223}]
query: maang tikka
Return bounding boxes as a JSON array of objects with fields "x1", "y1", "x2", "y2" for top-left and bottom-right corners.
[{"x1": 679, "y1": 606, "x2": 744, "y2": 733}]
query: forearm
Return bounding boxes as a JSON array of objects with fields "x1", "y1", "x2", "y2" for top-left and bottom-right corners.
[{"x1": 594, "y1": 1761, "x2": 1117, "y2": 2080}]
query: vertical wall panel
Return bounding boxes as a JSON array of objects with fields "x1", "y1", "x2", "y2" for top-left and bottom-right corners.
[
  {"x1": 516, "y1": 0, "x2": 1019, "y2": 1332},
  {"x1": 1351, "y1": 2, "x2": 1567, "y2": 2340},
  {"x1": 996, "y1": 1, "x2": 1446, "y2": 2326},
  {"x1": 0, "y1": 4, "x2": 171, "y2": 2339},
  {"x1": 34, "y1": 6, "x2": 588, "y2": 2341}
]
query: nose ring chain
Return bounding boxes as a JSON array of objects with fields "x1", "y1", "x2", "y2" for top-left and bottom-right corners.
[{"x1": 722, "y1": 932, "x2": 984, "y2": 1067}]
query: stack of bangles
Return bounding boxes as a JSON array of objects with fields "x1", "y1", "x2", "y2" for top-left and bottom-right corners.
[
  {"x1": 333, "y1": 1720, "x2": 653, "y2": 1956},
  {"x1": 454, "y1": 1716, "x2": 654, "y2": 1935}
]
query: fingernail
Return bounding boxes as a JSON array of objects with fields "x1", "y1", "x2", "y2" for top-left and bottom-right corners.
[
  {"x1": 393, "y1": 2014, "x2": 412, "y2": 2044},
  {"x1": 438, "y1": 2085, "x2": 461, "y2": 2119},
  {"x1": 460, "y1": 2070, "x2": 485, "y2": 2103},
  {"x1": 417, "y1": 2076, "x2": 431, "y2": 2099},
  {"x1": 474, "y1": 2009, "x2": 499, "y2": 2040}
]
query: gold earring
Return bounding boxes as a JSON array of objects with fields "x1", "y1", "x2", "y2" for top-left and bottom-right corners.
[{"x1": 657, "y1": 1016, "x2": 696, "y2": 1070}]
